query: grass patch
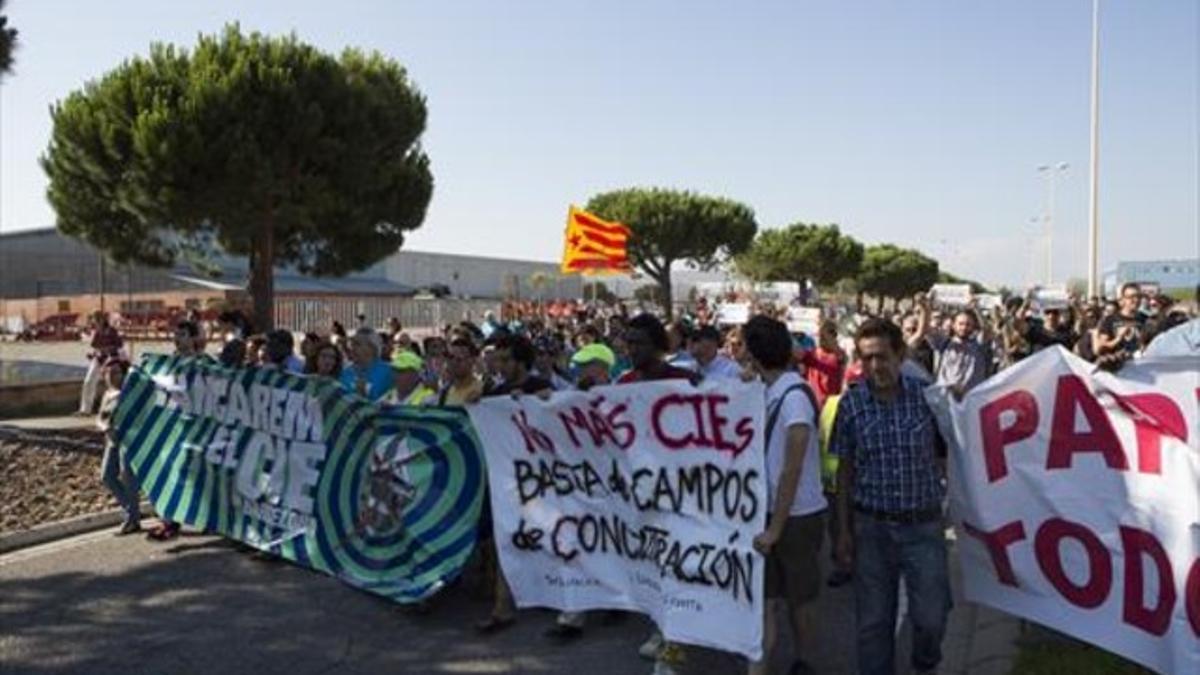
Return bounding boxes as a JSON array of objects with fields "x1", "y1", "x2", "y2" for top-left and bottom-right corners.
[{"x1": 1013, "y1": 640, "x2": 1152, "y2": 674}]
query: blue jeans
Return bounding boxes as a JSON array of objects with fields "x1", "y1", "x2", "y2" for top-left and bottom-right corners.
[
  {"x1": 853, "y1": 514, "x2": 951, "y2": 675},
  {"x1": 100, "y1": 441, "x2": 141, "y2": 523}
]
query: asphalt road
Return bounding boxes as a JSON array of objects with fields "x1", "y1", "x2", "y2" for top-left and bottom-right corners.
[{"x1": 0, "y1": 525, "x2": 871, "y2": 675}]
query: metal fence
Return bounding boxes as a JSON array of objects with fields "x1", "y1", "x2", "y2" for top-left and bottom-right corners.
[{"x1": 273, "y1": 296, "x2": 502, "y2": 334}]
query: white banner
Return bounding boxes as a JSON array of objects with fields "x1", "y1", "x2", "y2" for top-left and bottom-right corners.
[
  {"x1": 930, "y1": 283, "x2": 972, "y2": 307},
  {"x1": 716, "y1": 302, "x2": 752, "y2": 326},
  {"x1": 927, "y1": 347, "x2": 1200, "y2": 675},
  {"x1": 1032, "y1": 284, "x2": 1070, "y2": 310},
  {"x1": 975, "y1": 293, "x2": 1003, "y2": 311},
  {"x1": 785, "y1": 306, "x2": 822, "y2": 335},
  {"x1": 469, "y1": 380, "x2": 767, "y2": 658}
]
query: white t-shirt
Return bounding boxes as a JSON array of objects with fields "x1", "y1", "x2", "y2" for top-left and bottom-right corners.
[{"x1": 764, "y1": 371, "x2": 827, "y2": 517}]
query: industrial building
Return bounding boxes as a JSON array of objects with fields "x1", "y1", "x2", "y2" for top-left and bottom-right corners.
[
  {"x1": 0, "y1": 227, "x2": 583, "y2": 332},
  {"x1": 1103, "y1": 258, "x2": 1199, "y2": 298}
]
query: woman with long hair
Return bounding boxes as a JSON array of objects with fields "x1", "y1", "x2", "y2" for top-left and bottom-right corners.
[{"x1": 307, "y1": 341, "x2": 344, "y2": 378}]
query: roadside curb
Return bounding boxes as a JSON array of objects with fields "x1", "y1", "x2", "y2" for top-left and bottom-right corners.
[{"x1": 0, "y1": 501, "x2": 154, "y2": 555}]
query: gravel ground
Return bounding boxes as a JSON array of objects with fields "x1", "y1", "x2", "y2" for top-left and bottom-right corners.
[{"x1": 0, "y1": 427, "x2": 119, "y2": 534}]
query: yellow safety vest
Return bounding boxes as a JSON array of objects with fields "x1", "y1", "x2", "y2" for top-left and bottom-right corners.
[
  {"x1": 401, "y1": 384, "x2": 436, "y2": 406},
  {"x1": 819, "y1": 394, "x2": 841, "y2": 493}
]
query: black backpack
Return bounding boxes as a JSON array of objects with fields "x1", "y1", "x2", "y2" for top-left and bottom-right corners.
[{"x1": 764, "y1": 381, "x2": 818, "y2": 456}]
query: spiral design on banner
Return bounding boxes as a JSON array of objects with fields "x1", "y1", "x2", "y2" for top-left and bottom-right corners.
[{"x1": 114, "y1": 354, "x2": 485, "y2": 603}]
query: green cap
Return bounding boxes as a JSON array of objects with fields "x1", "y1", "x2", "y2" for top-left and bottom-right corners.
[
  {"x1": 390, "y1": 350, "x2": 424, "y2": 371},
  {"x1": 570, "y1": 343, "x2": 616, "y2": 369}
]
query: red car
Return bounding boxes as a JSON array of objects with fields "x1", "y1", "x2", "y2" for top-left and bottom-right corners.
[{"x1": 17, "y1": 313, "x2": 83, "y2": 341}]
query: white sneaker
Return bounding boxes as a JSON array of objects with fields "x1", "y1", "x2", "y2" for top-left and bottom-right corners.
[{"x1": 638, "y1": 631, "x2": 663, "y2": 660}]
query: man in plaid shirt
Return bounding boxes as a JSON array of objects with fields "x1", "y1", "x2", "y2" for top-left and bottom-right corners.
[{"x1": 831, "y1": 318, "x2": 951, "y2": 675}]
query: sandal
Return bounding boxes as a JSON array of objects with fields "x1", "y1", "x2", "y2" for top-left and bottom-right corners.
[
  {"x1": 474, "y1": 614, "x2": 516, "y2": 635},
  {"x1": 146, "y1": 522, "x2": 181, "y2": 541}
]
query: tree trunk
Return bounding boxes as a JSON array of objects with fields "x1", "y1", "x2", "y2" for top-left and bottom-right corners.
[
  {"x1": 657, "y1": 276, "x2": 673, "y2": 319},
  {"x1": 875, "y1": 294, "x2": 884, "y2": 315},
  {"x1": 643, "y1": 258, "x2": 673, "y2": 320},
  {"x1": 249, "y1": 222, "x2": 275, "y2": 332},
  {"x1": 856, "y1": 291, "x2": 865, "y2": 314}
]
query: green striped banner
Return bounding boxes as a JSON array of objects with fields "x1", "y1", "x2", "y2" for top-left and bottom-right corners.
[{"x1": 113, "y1": 354, "x2": 485, "y2": 603}]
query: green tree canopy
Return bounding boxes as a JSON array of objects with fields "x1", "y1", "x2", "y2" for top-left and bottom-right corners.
[
  {"x1": 858, "y1": 244, "x2": 940, "y2": 310},
  {"x1": 42, "y1": 25, "x2": 433, "y2": 330},
  {"x1": 0, "y1": 1, "x2": 17, "y2": 76},
  {"x1": 736, "y1": 222, "x2": 863, "y2": 288},
  {"x1": 586, "y1": 188, "x2": 757, "y2": 316}
]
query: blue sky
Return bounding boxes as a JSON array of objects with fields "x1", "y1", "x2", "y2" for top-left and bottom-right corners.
[{"x1": 1, "y1": 1, "x2": 1196, "y2": 288}]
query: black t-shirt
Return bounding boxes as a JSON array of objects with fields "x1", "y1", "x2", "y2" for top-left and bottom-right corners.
[
  {"x1": 1099, "y1": 313, "x2": 1147, "y2": 356},
  {"x1": 1025, "y1": 322, "x2": 1078, "y2": 352},
  {"x1": 485, "y1": 375, "x2": 554, "y2": 397}
]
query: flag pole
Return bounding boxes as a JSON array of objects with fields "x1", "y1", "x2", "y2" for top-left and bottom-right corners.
[{"x1": 1086, "y1": 0, "x2": 1101, "y2": 299}]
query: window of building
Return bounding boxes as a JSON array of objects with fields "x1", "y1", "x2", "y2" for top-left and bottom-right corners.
[
  {"x1": 184, "y1": 298, "x2": 201, "y2": 309},
  {"x1": 57, "y1": 300, "x2": 70, "y2": 313}
]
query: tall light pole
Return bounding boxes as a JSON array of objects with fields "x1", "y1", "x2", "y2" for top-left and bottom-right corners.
[
  {"x1": 1087, "y1": 0, "x2": 1101, "y2": 298},
  {"x1": 1037, "y1": 162, "x2": 1069, "y2": 285}
]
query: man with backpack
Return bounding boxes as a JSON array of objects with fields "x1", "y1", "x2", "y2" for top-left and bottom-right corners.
[{"x1": 743, "y1": 315, "x2": 826, "y2": 675}]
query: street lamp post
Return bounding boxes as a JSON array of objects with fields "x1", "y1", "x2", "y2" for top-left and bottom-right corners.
[{"x1": 1037, "y1": 162, "x2": 1069, "y2": 285}]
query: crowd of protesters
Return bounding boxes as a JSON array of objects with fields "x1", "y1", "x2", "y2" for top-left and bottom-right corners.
[{"x1": 81, "y1": 281, "x2": 1197, "y2": 675}]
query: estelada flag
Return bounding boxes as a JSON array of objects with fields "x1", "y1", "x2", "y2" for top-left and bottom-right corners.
[{"x1": 560, "y1": 206, "x2": 632, "y2": 275}]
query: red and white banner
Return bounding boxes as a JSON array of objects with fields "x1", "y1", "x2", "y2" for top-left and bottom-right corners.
[
  {"x1": 468, "y1": 380, "x2": 767, "y2": 659},
  {"x1": 928, "y1": 346, "x2": 1199, "y2": 675}
]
